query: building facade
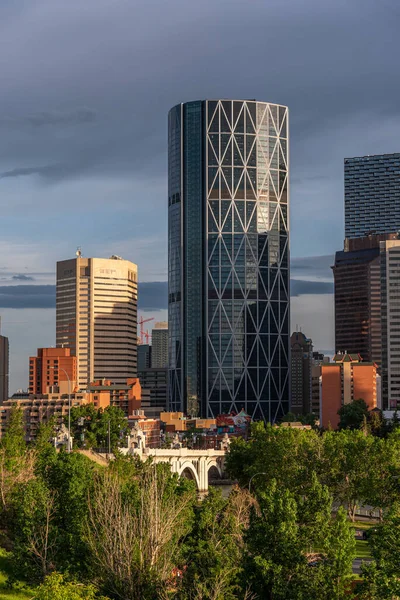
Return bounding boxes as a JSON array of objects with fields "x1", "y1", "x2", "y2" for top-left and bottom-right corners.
[
  {"x1": 332, "y1": 234, "x2": 396, "y2": 365},
  {"x1": 138, "y1": 344, "x2": 152, "y2": 371},
  {"x1": 345, "y1": 153, "x2": 400, "y2": 239},
  {"x1": 151, "y1": 322, "x2": 168, "y2": 368},
  {"x1": 380, "y1": 238, "x2": 400, "y2": 409},
  {"x1": 29, "y1": 347, "x2": 77, "y2": 395},
  {"x1": 320, "y1": 352, "x2": 379, "y2": 429},
  {"x1": 168, "y1": 99, "x2": 290, "y2": 421},
  {"x1": 290, "y1": 332, "x2": 313, "y2": 415},
  {"x1": 137, "y1": 367, "x2": 167, "y2": 419},
  {"x1": 56, "y1": 254, "x2": 138, "y2": 387},
  {"x1": 0, "y1": 332, "x2": 9, "y2": 405}
]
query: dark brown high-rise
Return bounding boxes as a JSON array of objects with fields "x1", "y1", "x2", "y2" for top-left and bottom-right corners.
[
  {"x1": 0, "y1": 331, "x2": 9, "y2": 405},
  {"x1": 333, "y1": 233, "x2": 397, "y2": 366}
]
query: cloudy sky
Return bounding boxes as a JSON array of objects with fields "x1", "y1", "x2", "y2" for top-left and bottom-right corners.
[{"x1": 0, "y1": 0, "x2": 398, "y2": 391}]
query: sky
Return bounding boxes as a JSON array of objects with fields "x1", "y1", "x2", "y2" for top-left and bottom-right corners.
[{"x1": 0, "y1": 0, "x2": 399, "y2": 392}]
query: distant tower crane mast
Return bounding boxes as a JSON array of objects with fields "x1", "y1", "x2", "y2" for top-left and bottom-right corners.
[{"x1": 138, "y1": 316, "x2": 154, "y2": 344}]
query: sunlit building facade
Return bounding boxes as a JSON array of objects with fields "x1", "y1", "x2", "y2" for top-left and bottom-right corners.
[
  {"x1": 56, "y1": 255, "x2": 138, "y2": 387},
  {"x1": 168, "y1": 99, "x2": 290, "y2": 421}
]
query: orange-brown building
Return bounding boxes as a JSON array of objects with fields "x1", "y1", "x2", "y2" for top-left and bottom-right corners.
[
  {"x1": 321, "y1": 352, "x2": 379, "y2": 429},
  {"x1": 87, "y1": 377, "x2": 142, "y2": 416},
  {"x1": 29, "y1": 348, "x2": 77, "y2": 395}
]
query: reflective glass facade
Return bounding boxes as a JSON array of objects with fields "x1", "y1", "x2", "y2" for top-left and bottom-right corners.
[
  {"x1": 168, "y1": 100, "x2": 290, "y2": 421},
  {"x1": 345, "y1": 153, "x2": 400, "y2": 239}
]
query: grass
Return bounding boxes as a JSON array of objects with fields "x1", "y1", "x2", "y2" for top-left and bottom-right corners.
[
  {"x1": 355, "y1": 538, "x2": 372, "y2": 559},
  {"x1": 0, "y1": 549, "x2": 33, "y2": 600},
  {"x1": 351, "y1": 520, "x2": 373, "y2": 560}
]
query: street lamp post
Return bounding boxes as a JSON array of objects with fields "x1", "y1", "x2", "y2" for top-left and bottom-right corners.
[
  {"x1": 248, "y1": 472, "x2": 267, "y2": 494},
  {"x1": 51, "y1": 366, "x2": 71, "y2": 453}
]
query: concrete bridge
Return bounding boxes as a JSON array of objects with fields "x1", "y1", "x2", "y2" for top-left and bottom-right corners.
[{"x1": 123, "y1": 446, "x2": 228, "y2": 493}]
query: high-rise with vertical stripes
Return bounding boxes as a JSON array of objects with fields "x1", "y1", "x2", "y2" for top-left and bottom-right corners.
[
  {"x1": 168, "y1": 99, "x2": 290, "y2": 421},
  {"x1": 56, "y1": 254, "x2": 138, "y2": 387}
]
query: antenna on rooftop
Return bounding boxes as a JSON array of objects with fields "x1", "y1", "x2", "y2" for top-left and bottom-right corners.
[{"x1": 76, "y1": 247, "x2": 82, "y2": 258}]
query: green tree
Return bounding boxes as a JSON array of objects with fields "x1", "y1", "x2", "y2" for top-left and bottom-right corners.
[
  {"x1": 45, "y1": 451, "x2": 96, "y2": 574},
  {"x1": 321, "y1": 429, "x2": 372, "y2": 520},
  {"x1": 10, "y1": 477, "x2": 57, "y2": 582},
  {"x1": 244, "y1": 479, "x2": 306, "y2": 598},
  {"x1": 226, "y1": 421, "x2": 322, "y2": 498},
  {"x1": 338, "y1": 398, "x2": 369, "y2": 430},
  {"x1": 34, "y1": 418, "x2": 57, "y2": 477},
  {"x1": 33, "y1": 572, "x2": 110, "y2": 600},
  {"x1": 1, "y1": 405, "x2": 25, "y2": 459},
  {"x1": 84, "y1": 464, "x2": 196, "y2": 600},
  {"x1": 297, "y1": 471, "x2": 332, "y2": 553},
  {"x1": 0, "y1": 406, "x2": 35, "y2": 520},
  {"x1": 281, "y1": 412, "x2": 297, "y2": 422},
  {"x1": 363, "y1": 434, "x2": 400, "y2": 519},
  {"x1": 68, "y1": 404, "x2": 129, "y2": 449},
  {"x1": 325, "y1": 507, "x2": 356, "y2": 598},
  {"x1": 180, "y1": 487, "x2": 252, "y2": 600},
  {"x1": 244, "y1": 481, "x2": 356, "y2": 600},
  {"x1": 358, "y1": 505, "x2": 400, "y2": 599}
]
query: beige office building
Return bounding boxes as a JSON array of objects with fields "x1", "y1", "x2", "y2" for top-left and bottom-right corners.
[{"x1": 56, "y1": 254, "x2": 138, "y2": 387}]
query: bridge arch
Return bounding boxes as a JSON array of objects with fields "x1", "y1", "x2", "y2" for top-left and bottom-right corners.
[
  {"x1": 178, "y1": 461, "x2": 200, "y2": 489},
  {"x1": 206, "y1": 458, "x2": 223, "y2": 480}
]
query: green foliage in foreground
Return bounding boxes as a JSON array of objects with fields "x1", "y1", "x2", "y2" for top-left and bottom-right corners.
[
  {"x1": 32, "y1": 573, "x2": 110, "y2": 599},
  {"x1": 2, "y1": 412, "x2": 400, "y2": 598}
]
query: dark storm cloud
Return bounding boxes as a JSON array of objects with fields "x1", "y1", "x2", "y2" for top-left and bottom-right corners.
[
  {"x1": 0, "y1": 108, "x2": 97, "y2": 128},
  {"x1": 0, "y1": 163, "x2": 89, "y2": 181},
  {"x1": 138, "y1": 282, "x2": 168, "y2": 312},
  {"x1": 290, "y1": 280, "x2": 333, "y2": 297},
  {"x1": 0, "y1": 277, "x2": 332, "y2": 309},
  {"x1": 0, "y1": 285, "x2": 55, "y2": 308},
  {"x1": 291, "y1": 255, "x2": 334, "y2": 280},
  {"x1": 0, "y1": 0, "x2": 398, "y2": 188},
  {"x1": 12, "y1": 274, "x2": 34, "y2": 281}
]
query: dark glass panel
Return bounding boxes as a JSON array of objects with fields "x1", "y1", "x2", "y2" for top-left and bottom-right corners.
[
  {"x1": 234, "y1": 168, "x2": 245, "y2": 198},
  {"x1": 221, "y1": 135, "x2": 232, "y2": 165},
  {"x1": 233, "y1": 102, "x2": 244, "y2": 133},
  {"x1": 234, "y1": 135, "x2": 244, "y2": 165},
  {"x1": 280, "y1": 173, "x2": 288, "y2": 204},
  {"x1": 221, "y1": 100, "x2": 232, "y2": 127},
  {"x1": 222, "y1": 167, "x2": 232, "y2": 194},
  {"x1": 220, "y1": 107, "x2": 230, "y2": 133},
  {"x1": 208, "y1": 139, "x2": 218, "y2": 166},
  {"x1": 209, "y1": 104, "x2": 220, "y2": 132},
  {"x1": 247, "y1": 102, "x2": 257, "y2": 132}
]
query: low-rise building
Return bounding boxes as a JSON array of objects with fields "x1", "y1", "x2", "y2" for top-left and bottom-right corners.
[
  {"x1": 0, "y1": 378, "x2": 142, "y2": 441},
  {"x1": 160, "y1": 411, "x2": 216, "y2": 433},
  {"x1": 320, "y1": 352, "x2": 379, "y2": 429},
  {"x1": 127, "y1": 409, "x2": 160, "y2": 448}
]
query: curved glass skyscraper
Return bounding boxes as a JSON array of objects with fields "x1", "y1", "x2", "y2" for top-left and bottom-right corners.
[{"x1": 168, "y1": 99, "x2": 289, "y2": 421}]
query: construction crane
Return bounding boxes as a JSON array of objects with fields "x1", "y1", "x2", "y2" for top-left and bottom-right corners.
[{"x1": 138, "y1": 316, "x2": 154, "y2": 344}]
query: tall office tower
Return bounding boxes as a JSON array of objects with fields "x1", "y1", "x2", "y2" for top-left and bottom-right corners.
[
  {"x1": 332, "y1": 234, "x2": 397, "y2": 365},
  {"x1": 152, "y1": 322, "x2": 168, "y2": 368},
  {"x1": 29, "y1": 347, "x2": 77, "y2": 394},
  {"x1": 56, "y1": 254, "x2": 138, "y2": 387},
  {"x1": 380, "y1": 238, "x2": 400, "y2": 409},
  {"x1": 168, "y1": 99, "x2": 290, "y2": 420},
  {"x1": 345, "y1": 153, "x2": 400, "y2": 239},
  {"x1": 290, "y1": 331, "x2": 313, "y2": 416},
  {"x1": 0, "y1": 324, "x2": 9, "y2": 404}
]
